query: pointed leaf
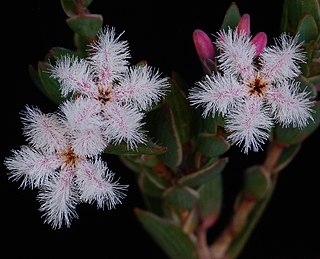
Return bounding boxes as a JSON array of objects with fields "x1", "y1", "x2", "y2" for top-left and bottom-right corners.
[
  {"x1": 73, "y1": 33, "x2": 91, "y2": 57},
  {"x1": 45, "y1": 47, "x2": 78, "y2": 62},
  {"x1": 221, "y1": 2, "x2": 241, "y2": 30},
  {"x1": 138, "y1": 173, "x2": 166, "y2": 198},
  {"x1": 141, "y1": 195, "x2": 164, "y2": 216},
  {"x1": 196, "y1": 133, "x2": 230, "y2": 157},
  {"x1": 135, "y1": 209, "x2": 198, "y2": 259},
  {"x1": 123, "y1": 153, "x2": 161, "y2": 168},
  {"x1": 163, "y1": 186, "x2": 199, "y2": 211},
  {"x1": 165, "y1": 78, "x2": 193, "y2": 144},
  {"x1": 104, "y1": 140, "x2": 168, "y2": 155},
  {"x1": 28, "y1": 64, "x2": 43, "y2": 90},
  {"x1": 243, "y1": 166, "x2": 270, "y2": 200},
  {"x1": 202, "y1": 113, "x2": 225, "y2": 133},
  {"x1": 171, "y1": 71, "x2": 190, "y2": 95},
  {"x1": 37, "y1": 62, "x2": 65, "y2": 105},
  {"x1": 60, "y1": 0, "x2": 93, "y2": 17},
  {"x1": 307, "y1": 37, "x2": 320, "y2": 76},
  {"x1": 146, "y1": 105, "x2": 183, "y2": 170},
  {"x1": 178, "y1": 157, "x2": 228, "y2": 188},
  {"x1": 120, "y1": 156, "x2": 167, "y2": 198},
  {"x1": 296, "y1": 14, "x2": 318, "y2": 44},
  {"x1": 66, "y1": 14, "x2": 103, "y2": 37},
  {"x1": 198, "y1": 171, "x2": 223, "y2": 219},
  {"x1": 281, "y1": 0, "x2": 320, "y2": 33}
]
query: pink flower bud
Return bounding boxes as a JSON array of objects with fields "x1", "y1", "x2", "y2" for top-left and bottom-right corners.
[
  {"x1": 252, "y1": 32, "x2": 267, "y2": 56},
  {"x1": 237, "y1": 13, "x2": 251, "y2": 36},
  {"x1": 193, "y1": 29, "x2": 215, "y2": 61}
]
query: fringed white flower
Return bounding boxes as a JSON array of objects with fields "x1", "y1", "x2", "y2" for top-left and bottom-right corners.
[
  {"x1": 50, "y1": 26, "x2": 169, "y2": 149},
  {"x1": 4, "y1": 106, "x2": 128, "y2": 229},
  {"x1": 189, "y1": 28, "x2": 315, "y2": 153}
]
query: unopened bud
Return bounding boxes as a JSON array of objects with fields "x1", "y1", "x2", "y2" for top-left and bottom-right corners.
[
  {"x1": 193, "y1": 29, "x2": 215, "y2": 61},
  {"x1": 237, "y1": 13, "x2": 251, "y2": 36},
  {"x1": 193, "y1": 29, "x2": 216, "y2": 74},
  {"x1": 252, "y1": 32, "x2": 267, "y2": 56}
]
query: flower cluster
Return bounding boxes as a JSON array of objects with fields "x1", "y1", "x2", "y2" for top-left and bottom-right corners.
[
  {"x1": 189, "y1": 14, "x2": 315, "y2": 153},
  {"x1": 4, "y1": 26, "x2": 169, "y2": 229}
]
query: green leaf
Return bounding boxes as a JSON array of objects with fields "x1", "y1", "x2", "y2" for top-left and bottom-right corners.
[
  {"x1": 281, "y1": 0, "x2": 320, "y2": 33},
  {"x1": 45, "y1": 47, "x2": 78, "y2": 62},
  {"x1": 196, "y1": 133, "x2": 230, "y2": 157},
  {"x1": 37, "y1": 62, "x2": 65, "y2": 105},
  {"x1": 66, "y1": 14, "x2": 103, "y2": 37},
  {"x1": 73, "y1": 33, "x2": 91, "y2": 57},
  {"x1": 138, "y1": 173, "x2": 166, "y2": 198},
  {"x1": 307, "y1": 37, "x2": 320, "y2": 76},
  {"x1": 220, "y1": 2, "x2": 241, "y2": 30},
  {"x1": 163, "y1": 186, "x2": 199, "y2": 211},
  {"x1": 296, "y1": 14, "x2": 319, "y2": 44},
  {"x1": 104, "y1": 140, "x2": 168, "y2": 155},
  {"x1": 274, "y1": 101, "x2": 320, "y2": 145},
  {"x1": 140, "y1": 195, "x2": 164, "y2": 216},
  {"x1": 146, "y1": 105, "x2": 183, "y2": 170},
  {"x1": 178, "y1": 157, "x2": 228, "y2": 188},
  {"x1": 122, "y1": 153, "x2": 161, "y2": 168},
  {"x1": 198, "y1": 171, "x2": 223, "y2": 219},
  {"x1": 120, "y1": 156, "x2": 168, "y2": 198},
  {"x1": 28, "y1": 64, "x2": 44, "y2": 90},
  {"x1": 165, "y1": 78, "x2": 193, "y2": 144},
  {"x1": 203, "y1": 113, "x2": 225, "y2": 133},
  {"x1": 60, "y1": 0, "x2": 93, "y2": 17},
  {"x1": 135, "y1": 209, "x2": 198, "y2": 259},
  {"x1": 243, "y1": 166, "x2": 270, "y2": 200},
  {"x1": 171, "y1": 71, "x2": 190, "y2": 95}
]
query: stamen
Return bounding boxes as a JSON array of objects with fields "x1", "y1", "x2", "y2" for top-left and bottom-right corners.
[
  {"x1": 97, "y1": 84, "x2": 113, "y2": 104},
  {"x1": 60, "y1": 146, "x2": 80, "y2": 169},
  {"x1": 247, "y1": 73, "x2": 268, "y2": 97}
]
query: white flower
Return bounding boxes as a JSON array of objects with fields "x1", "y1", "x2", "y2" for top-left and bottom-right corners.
[
  {"x1": 189, "y1": 28, "x2": 315, "y2": 153},
  {"x1": 4, "y1": 105, "x2": 128, "y2": 229},
  {"x1": 50, "y1": 26, "x2": 169, "y2": 149}
]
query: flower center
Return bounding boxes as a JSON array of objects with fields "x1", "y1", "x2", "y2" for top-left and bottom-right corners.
[
  {"x1": 247, "y1": 74, "x2": 269, "y2": 97},
  {"x1": 60, "y1": 146, "x2": 80, "y2": 169},
  {"x1": 97, "y1": 84, "x2": 112, "y2": 104}
]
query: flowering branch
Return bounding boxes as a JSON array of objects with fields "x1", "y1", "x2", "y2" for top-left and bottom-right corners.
[{"x1": 3, "y1": 0, "x2": 320, "y2": 258}]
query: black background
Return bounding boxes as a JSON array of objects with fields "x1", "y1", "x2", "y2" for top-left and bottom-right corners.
[{"x1": 1, "y1": 1, "x2": 319, "y2": 258}]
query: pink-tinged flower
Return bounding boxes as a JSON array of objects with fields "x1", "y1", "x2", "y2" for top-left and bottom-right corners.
[
  {"x1": 188, "y1": 28, "x2": 315, "y2": 154},
  {"x1": 4, "y1": 105, "x2": 128, "y2": 229},
  {"x1": 50, "y1": 26, "x2": 170, "y2": 149}
]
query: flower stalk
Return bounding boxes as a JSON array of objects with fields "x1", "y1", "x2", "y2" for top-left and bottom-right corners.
[{"x1": 209, "y1": 141, "x2": 286, "y2": 259}]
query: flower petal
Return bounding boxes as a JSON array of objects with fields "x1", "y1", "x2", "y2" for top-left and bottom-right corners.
[{"x1": 225, "y1": 98, "x2": 273, "y2": 153}]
